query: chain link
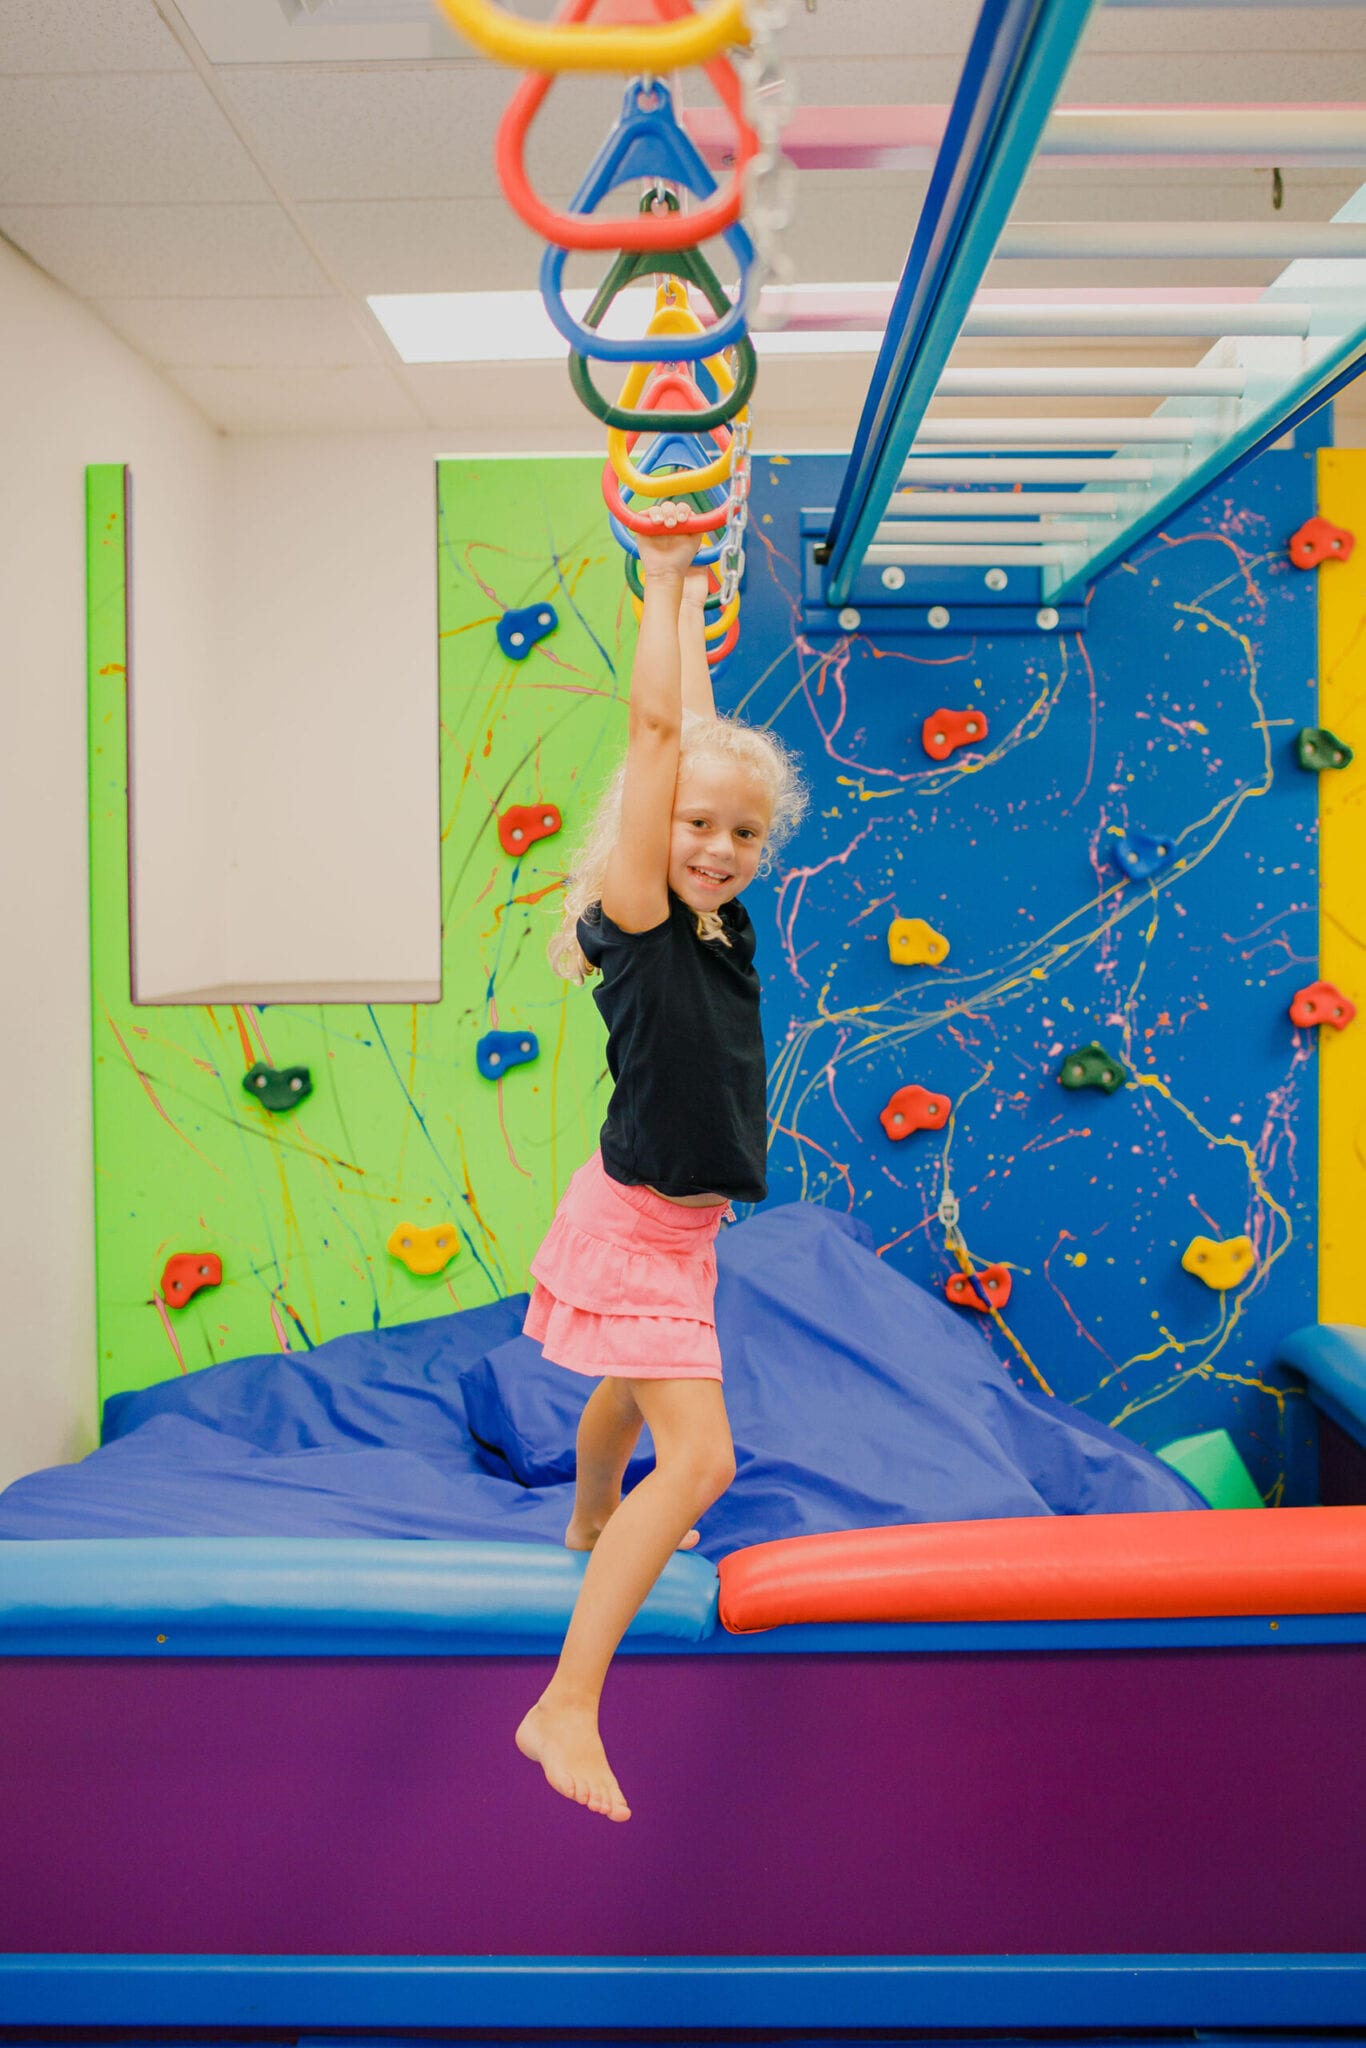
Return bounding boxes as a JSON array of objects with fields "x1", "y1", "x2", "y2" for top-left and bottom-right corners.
[
  {"x1": 735, "y1": 0, "x2": 796, "y2": 320},
  {"x1": 717, "y1": 406, "x2": 752, "y2": 603}
]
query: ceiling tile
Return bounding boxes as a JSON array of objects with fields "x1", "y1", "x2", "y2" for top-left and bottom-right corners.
[
  {"x1": 776, "y1": 3, "x2": 974, "y2": 65},
  {"x1": 1058, "y1": 46, "x2": 1366, "y2": 100},
  {"x1": 220, "y1": 63, "x2": 624, "y2": 202},
  {"x1": 163, "y1": 359, "x2": 424, "y2": 433},
  {"x1": 1083, "y1": 5, "x2": 1366, "y2": 55},
  {"x1": 174, "y1": 0, "x2": 462, "y2": 64},
  {"x1": 93, "y1": 293, "x2": 378, "y2": 367},
  {"x1": 0, "y1": 201, "x2": 331, "y2": 296},
  {"x1": 0, "y1": 0, "x2": 190, "y2": 74},
  {"x1": 0, "y1": 73, "x2": 270, "y2": 203},
  {"x1": 297, "y1": 198, "x2": 546, "y2": 294},
  {"x1": 783, "y1": 55, "x2": 964, "y2": 106}
]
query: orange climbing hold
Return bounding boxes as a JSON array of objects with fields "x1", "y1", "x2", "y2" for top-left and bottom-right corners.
[
  {"x1": 1289, "y1": 980, "x2": 1356, "y2": 1030},
  {"x1": 498, "y1": 803, "x2": 562, "y2": 856},
  {"x1": 921, "y1": 707, "x2": 988, "y2": 763},
  {"x1": 161, "y1": 1252, "x2": 222, "y2": 1309},
  {"x1": 879, "y1": 1084, "x2": 952, "y2": 1139},
  {"x1": 945, "y1": 1264, "x2": 1012, "y2": 1312},
  {"x1": 1287, "y1": 516, "x2": 1354, "y2": 570}
]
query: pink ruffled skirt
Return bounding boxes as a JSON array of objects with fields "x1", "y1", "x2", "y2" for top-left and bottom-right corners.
[{"x1": 523, "y1": 1149, "x2": 734, "y2": 1382}]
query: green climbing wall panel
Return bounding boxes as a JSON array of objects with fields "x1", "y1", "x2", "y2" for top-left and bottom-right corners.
[{"x1": 88, "y1": 459, "x2": 631, "y2": 1401}]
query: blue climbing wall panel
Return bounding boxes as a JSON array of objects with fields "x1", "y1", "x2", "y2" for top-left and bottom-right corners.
[{"x1": 728, "y1": 446, "x2": 1319, "y2": 1505}]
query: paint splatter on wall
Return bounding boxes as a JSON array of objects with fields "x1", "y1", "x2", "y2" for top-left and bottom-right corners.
[
  {"x1": 733, "y1": 450, "x2": 1318, "y2": 1506},
  {"x1": 87, "y1": 449, "x2": 1319, "y2": 1502}
]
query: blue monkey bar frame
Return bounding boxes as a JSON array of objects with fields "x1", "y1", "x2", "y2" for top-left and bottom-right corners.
[{"x1": 813, "y1": 0, "x2": 1366, "y2": 630}]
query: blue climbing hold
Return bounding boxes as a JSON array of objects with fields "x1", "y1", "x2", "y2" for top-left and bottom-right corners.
[
  {"x1": 1110, "y1": 828, "x2": 1178, "y2": 883},
  {"x1": 477, "y1": 1030, "x2": 539, "y2": 1080},
  {"x1": 497, "y1": 604, "x2": 558, "y2": 661}
]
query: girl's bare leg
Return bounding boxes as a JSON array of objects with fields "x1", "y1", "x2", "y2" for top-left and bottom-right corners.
[
  {"x1": 517, "y1": 1376, "x2": 735, "y2": 1821},
  {"x1": 563, "y1": 1376, "x2": 700, "y2": 1553}
]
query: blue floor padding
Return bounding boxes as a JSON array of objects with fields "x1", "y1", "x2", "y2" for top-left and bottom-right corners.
[{"x1": 0, "y1": 1204, "x2": 1205, "y2": 1548}]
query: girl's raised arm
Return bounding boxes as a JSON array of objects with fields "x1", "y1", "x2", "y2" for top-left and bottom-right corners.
[
  {"x1": 600, "y1": 507, "x2": 698, "y2": 933},
  {"x1": 678, "y1": 568, "x2": 717, "y2": 721}
]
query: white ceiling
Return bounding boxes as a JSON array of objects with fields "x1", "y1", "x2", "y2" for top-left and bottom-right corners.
[{"x1": 2, "y1": 0, "x2": 1364, "y2": 442}]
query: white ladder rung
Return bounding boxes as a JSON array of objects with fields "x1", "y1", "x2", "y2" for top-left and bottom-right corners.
[
  {"x1": 997, "y1": 221, "x2": 1366, "y2": 260},
  {"x1": 1043, "y1": 107, "x2": 1366, "y2": 163},
  {"x1": 961, "y1": 302, "x2": 1310, "y2": 337},
  {"x1": 874, "y1": 520, "x2": 1094, "y2": 544},
  {"x1": 937, "y1": 368, "x2": 1244, "y2": 397},
  {"x1": 914, "y1": 416, "x2": 1201, "y2": 445},
  {"x1": 899, "y1": 458, "x2": 1155, "y2": 482},
  {"x1": 888, "y1": 491, "x2": 1122, "y2": 515}
]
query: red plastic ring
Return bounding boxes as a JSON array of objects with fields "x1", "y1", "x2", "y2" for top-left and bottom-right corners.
[
  {"x1": 495, "y1": 0, "x2": 757, "y2": 253},
  {"x1": 602, "y1": 458, "x2": 730, "y2": 536}
]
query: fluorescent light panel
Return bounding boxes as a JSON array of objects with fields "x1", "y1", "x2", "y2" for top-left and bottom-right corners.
[{"x1": 368, "y1": 287, "x2": 888, "y2": 363}]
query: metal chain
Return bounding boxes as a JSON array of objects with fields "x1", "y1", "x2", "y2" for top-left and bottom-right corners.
[
  {"x1": 734, "y1": 0, "x2": 796, "y2": 321},
  {"x1": 718, "y1": 408, "x2": 752, "y2": 604}
]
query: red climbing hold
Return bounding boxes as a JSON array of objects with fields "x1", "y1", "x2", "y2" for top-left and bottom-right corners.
[
  {"x1": 945, "y1": 1264, "x2": 1012, "y2": 1312},
  {"x1": 498, "y1": 803, "x2": 562, "y2": 856},
  {"x1": 1289, "y1": 980, "x2": 1356, "y2": 1030},
  {"x1": 161, "y1": 1252, "x2": 222, "y2": 1308},
  {"x1": 921, "y1": 707, "x2": 989, "y2": 763},
  {"x1": 879, "y1": 1084, "x2": 952, "y2": 1139},
  {"x1": 1287, "y1": 516, "x2": 1355, "y2": 570}
]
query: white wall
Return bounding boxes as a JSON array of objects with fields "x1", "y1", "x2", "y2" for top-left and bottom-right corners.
[{"x1": 0, "y1": 234, "x2": 222, "y2": 1490}]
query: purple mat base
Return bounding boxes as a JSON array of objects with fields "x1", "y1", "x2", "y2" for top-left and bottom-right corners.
[{"x1": 2, "y1": 1645, "x2": 1364, "y2": 1956}]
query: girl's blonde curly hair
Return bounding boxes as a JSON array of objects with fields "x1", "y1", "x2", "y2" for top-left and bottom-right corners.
[{"x1": 547, "y1": 709, "x2": 809, "y2": 984}]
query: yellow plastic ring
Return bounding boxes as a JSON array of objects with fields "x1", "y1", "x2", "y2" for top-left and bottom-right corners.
[
  {"x1": 433, "y1": 0, "x2": 750, "y2": 72},
  {"x1": 608, "y1": 419, "x2": 737, "y2": 498},
  {"x1": 607, "y1": 305, "x2": 744, "y2": 497},
  {"x1": 610, "y1": 307, "x2": 745, "y2": 440}
]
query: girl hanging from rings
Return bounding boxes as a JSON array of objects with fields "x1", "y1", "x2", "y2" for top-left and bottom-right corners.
[{"x1": 515, "y1": 500, "x2": 807, "y2": 1822}]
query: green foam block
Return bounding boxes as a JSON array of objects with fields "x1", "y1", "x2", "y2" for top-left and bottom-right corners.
[{"x1": 1155, "y1": 1427, "x2": 1264, "y2": 1510}]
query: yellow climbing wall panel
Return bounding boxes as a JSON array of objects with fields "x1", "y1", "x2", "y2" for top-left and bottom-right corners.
[{"x1": 1317, "y1": 446, "x2": 1366, "y2": 1322}]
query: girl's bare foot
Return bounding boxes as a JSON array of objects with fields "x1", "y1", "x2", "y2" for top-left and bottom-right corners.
[
  {"x1": 565, "y1": 1511, "x2": 698, "y2": 1552},
  {"x1": 515, "y1": 1699, "x2": 631, "y2": 1821}
]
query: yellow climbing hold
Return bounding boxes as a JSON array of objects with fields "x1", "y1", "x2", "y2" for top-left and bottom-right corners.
[
  {"x1": 888, "y1": 917, "x2": 950, "y2": 967},
  {"x1": 387, "y1": 1221, "x2": 459, "y2": 1277},
  {"x1": 1181, "y1": 1234, "x2": 1256, "y2": 1291}
]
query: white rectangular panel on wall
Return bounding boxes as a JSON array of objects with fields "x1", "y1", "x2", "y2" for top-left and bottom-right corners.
[{"x1": 131, "y1": 433, "x2": 442, "y2": 1004}]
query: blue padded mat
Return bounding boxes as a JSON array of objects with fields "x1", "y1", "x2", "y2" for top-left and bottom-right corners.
[{"x1": 0, "y1": 1204, "x2": 1205, "y2": 1548}]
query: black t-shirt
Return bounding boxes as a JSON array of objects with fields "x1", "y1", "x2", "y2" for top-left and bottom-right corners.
[{"x1": 578, "y1": 889, "x2": 768, "y2": 1202}]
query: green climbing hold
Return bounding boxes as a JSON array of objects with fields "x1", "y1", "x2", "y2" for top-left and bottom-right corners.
[
  {"x1": 1058, "y1": 1042, "x2": 1129, "y2": 1094},
  {"x1": 1296, "y1": 726, "x2": 1353, "y2": 772},
  {"x1": 242, "y1": 1061, "x2": 313, "y2": 1113}
]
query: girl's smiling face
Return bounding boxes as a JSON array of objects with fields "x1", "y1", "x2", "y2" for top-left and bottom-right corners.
[{"x1": 669, "y1": 762, "x2": 772, "y2": 912}]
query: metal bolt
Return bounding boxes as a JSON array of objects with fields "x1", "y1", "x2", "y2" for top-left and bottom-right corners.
[
  {"x1": 837, "y1": 606, "x2": 861, "y2": 631},
  {"x1": 927, "y1": 606, "x2": 950, "y2": 631},
  {"x1": 984, "y1": 568, "x2": 1008, "y2": 592},
  {"x1": 881, "y1": 566, "x2": 906, "y2": 590},
  {"x1": 1036, "y1": 606, "x2": 1060, "y2": 630}
]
